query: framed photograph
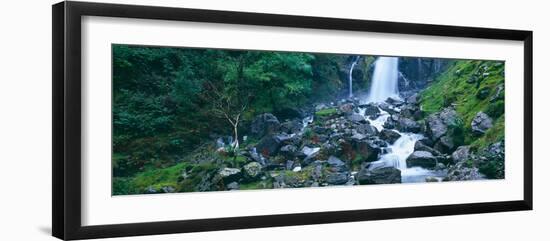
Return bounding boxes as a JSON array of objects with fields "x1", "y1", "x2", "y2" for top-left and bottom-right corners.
[{"x1": 52, "y1": 1, "x2": 533, "y2": 240}]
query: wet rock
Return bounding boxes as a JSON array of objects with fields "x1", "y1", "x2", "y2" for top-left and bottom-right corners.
[
  {"x1": 386, "y1": 97, "x2": 404, "y2": 106},
  {"x1": 414, "y1": 140, "x2": 441, "y2": 156},
  {"x1": 434, "y1": 135, "x2": 455, "y2": 154},
  {"x1": 301, "y1": 146, "x2": 321, "y2": 166},
  {"x1": 218, "y1": 168, "x2": 242, "y2": 184},
  {"x1": 451, "y1": 146, "x2": 470, "y2": 164},
  {"x1": 471, "y1": 111, "x2": 493, "y2": 135},
  {"x1": 378, "y1": 102, "x2": 398, "y2": 114},
  {"x1": 348, "y1": 113, "x2": 367, "y2": 123},
  {"x1": 326, "y1": 172, "x2": 349, "y2": 185},
  {"x1": 357, "y1": 167, "x2": 401, "y2": 184},
  {"x1": 356, "y1": 123, "x2": 379, "y2": 136},
  {"x1": 396, "y1": 117, "x2": 421, "y2": 133},
  {"x1": 379, "y1": 129, "x2": 401, "y2": 144},
  {"x1": 406, "y1": 151, "x2": 437, "y2": 168},
  {"x1": 361, "y1": 104, "x2": 380, "y2": 117},
  {"x1": 339, "y1": 103, "x2": 355, "y2": 114},
  {"x1": 327, "y1": 156, "x2": 346, "y2": 167},
  {"x1": 250, "y1": 113, "x2": 280, "y2": 138}
]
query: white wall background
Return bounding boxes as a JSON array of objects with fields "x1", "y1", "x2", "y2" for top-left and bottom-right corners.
[{"x1": 0, "y1": 0, "x2": 547, "y2": 240}]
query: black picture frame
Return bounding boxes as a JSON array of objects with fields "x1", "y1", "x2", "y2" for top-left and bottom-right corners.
[{"x1": 52, "y1": 1, "x2": 533, "y2": 240}]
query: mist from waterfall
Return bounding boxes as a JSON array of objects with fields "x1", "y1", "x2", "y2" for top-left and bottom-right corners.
[{"x1": 366, "y1": 57, "x2": 399, "y2": 103}]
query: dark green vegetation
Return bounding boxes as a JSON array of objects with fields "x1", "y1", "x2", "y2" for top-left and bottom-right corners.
[
  {"x1": 112, "y1": 45, "x2": 368, "y2": 194},
  {"x1": 419, "y1": 60, "x2": 505, "y2": 178},
  {"x1": 112, "y1": 45, "x2": 505, "y2": 195},
  {"x1": 420, "y1": 60, "x2": 504, "y2": 149}
]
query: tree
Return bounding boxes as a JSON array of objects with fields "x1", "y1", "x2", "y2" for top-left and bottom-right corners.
[{"x1": 202, "y1": 53, "x2": 253, "y2": 151}]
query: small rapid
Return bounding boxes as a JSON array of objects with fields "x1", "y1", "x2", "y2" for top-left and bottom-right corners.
[{"x1": 360, "y1": 109, "x2": 445, "y2": 182}]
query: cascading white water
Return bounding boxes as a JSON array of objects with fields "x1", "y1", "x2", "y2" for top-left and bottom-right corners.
[
  {"x1": 348, "y1": 56, "x2": 360, "y2": 98},
  {"x1": 366, "y1": 57, "x2": 399, "y2": 103},
  {"x1": 358, "y1": 107, "x2": 446, "y2": 183}
]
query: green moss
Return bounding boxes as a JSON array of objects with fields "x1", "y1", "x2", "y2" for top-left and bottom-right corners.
[
  {"x1": 130, "y1": 162, "x2": 186, "y2": 192},
  {"x1": 419, "y1": 60, "x2": 505, "y2": 150},
  {"x1": 315, "y1": 107, "x2": 338, "y2": 118}
]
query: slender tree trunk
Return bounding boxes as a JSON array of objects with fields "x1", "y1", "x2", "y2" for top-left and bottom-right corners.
[{"x1": 232, "y1": 123, "x2": 239, "y2": 150}]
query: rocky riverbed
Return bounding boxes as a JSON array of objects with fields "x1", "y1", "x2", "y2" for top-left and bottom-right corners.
[{"x1": 150, "y1": 94, "x2": 505, "y2": 193}]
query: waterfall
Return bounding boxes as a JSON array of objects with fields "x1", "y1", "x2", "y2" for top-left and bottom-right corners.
[
  {"x1": 366, "y1": 57, "x2": 399, "y2": 103},
  {"x1": 348, "y1": 56, "x2": 360, "y2": 98}
]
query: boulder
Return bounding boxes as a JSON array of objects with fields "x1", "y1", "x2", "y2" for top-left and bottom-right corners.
[
  {"x1": 250, "y1": 113, "x2": 280, "y2": 138},
  {"x1": 406, "y1": 151, "x2": 437, "y2": 168},
  {"x1": 356, "y1": 123, "x2": 379, "y2": 136},
  {"x1": 256, "y1": 134, "x2": 291, "y2": 157},
  {"x1": 396, "y1": 117, "x2": 421, "y2": 133},
  {"x1": 386, "y1": 97, "x2": 404, "y2": 106},
  {"x1": 379, "y1": 129, "x2": 401, "y2": 144},
  {"x1": 451, "y1": 146, "x2": 470, "y2": 164},
  {"x1": 350, "y1": 139, "x2": 381, "y2": 162},
  {"x1": 327, "y1": 156, "x2": 346, "y2": 167},
  {"x1": 348, "y1": 113, "x2": 367, "y2": 123},
  {"x1": 326, "y1": 172, "x2": 349, "y2": 185},
  {"x1": 434, "y1": 135, "x2": 456, "y2": 154},
  {"x1": 471, "y1": 111, "x2": 493, "y2": 135},
  {"x1": 414, "y1": 140, "x2": 440, "y2": 156},
  {"x1": 400, "y1": 104, "x2": 421, "y2": 120},
  {"x1": 218, "y1": 168, "x2": 242, "y2": 184},
  {"x1": 425, "y1": 114, "x2": 447, "y2": 141},
  {"x1": 339, "y1": 103, "x2": 355, "y2": 114},
  {"x1": 361, "y1": 104, "x2": 380, "y2": 117},
  {"x1": 357, "y1": 167, "x2": 401, "y2": 184},
  {"x1": 425, "y1": 107, "x2": 460, "y2": 142}
]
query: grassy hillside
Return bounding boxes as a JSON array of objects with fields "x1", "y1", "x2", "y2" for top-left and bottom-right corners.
[{"x1": 419, "y1": 60, "x2": 505, "y2": 150}]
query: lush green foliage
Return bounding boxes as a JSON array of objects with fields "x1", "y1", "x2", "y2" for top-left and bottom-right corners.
[
  {"x1": 112, "y1": 45, "x2": 355, "y2": 193},
  {"x1": 419, "y1": 60, "x2": 505, "y2": 150}
]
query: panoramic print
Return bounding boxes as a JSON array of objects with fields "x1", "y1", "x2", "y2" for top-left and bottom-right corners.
[{"x1": 112, "y1": 44, "x2": 505, "y2": 195}]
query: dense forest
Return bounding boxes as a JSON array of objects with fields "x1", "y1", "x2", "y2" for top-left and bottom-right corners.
[{"x1": 112, "y1": 44, "x2": 505, "y2": 195}]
